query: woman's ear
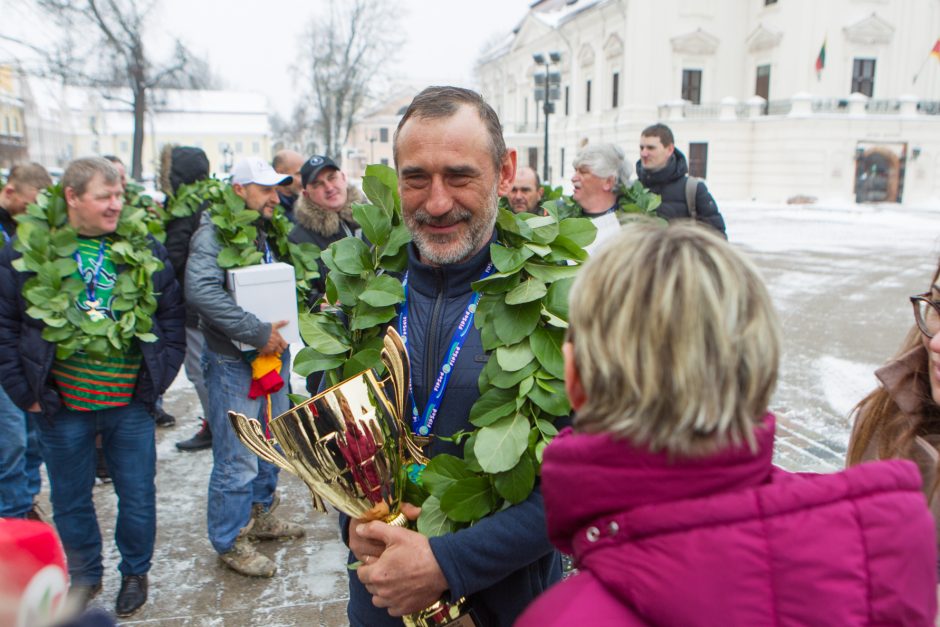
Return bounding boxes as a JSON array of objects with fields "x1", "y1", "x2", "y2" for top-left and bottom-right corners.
[{"x1": 563, "y1": 341, "x2": 587, "y2": 411}]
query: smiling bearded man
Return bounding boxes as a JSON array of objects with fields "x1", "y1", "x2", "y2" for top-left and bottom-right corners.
[{"x1": 343, "y1": 86, "x2": 562, "y2": 627}]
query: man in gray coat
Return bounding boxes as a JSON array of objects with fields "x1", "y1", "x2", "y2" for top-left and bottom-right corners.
[{"x1": 185, "y1": 157, "x2": 305, "y2": 578}]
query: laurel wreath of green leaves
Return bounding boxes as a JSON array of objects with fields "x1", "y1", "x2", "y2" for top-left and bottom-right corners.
[
  {"x1": 123, "y1": 180, "x2": 168, "y2": 243},
  {"x1": 202, "y1": 182, "x2": 321, "y2": 306},
  {"x1": 13, "y1": 184, "x2": 163, "y2": 361},
  {"x1": 294, "y1": 164, "x2": 665, "y2": 533}
]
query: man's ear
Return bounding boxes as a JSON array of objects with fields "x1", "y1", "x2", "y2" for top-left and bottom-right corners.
[
  {"x1": 563, "y1": 341, "x2": 587, "y2": 411},
  {"x1": 63, "y1": 186, "x2": 78, "y2": 208},
  {"x1": 497, "y1": 149, "x2": 518, "y2": 197}
]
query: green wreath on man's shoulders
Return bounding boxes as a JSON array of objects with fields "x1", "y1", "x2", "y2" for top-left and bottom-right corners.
[{"x1": 13, "y1": 185, "x2": 163, "y2": 361}]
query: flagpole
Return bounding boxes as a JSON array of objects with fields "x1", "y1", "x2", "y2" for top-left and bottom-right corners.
[{"x1": 913, "y1": 54, "x2": 930, "y2": 84}]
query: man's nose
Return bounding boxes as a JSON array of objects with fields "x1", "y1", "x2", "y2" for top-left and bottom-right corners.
[{"x1": 425, "y1": 177, "x2": 452, "y2": 216}]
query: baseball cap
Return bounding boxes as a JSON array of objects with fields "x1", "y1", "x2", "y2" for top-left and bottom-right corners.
[
  {"x1": 300, "y1": 155, "x2": 339, "y2": 187},
  {"x1": 231, "y1": 157, "x2": 292, "y2": 187}
]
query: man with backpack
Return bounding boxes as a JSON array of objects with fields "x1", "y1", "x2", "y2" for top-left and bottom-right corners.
[{"x1": 636, "y1": 123, "x2": 726, "y2": 237}]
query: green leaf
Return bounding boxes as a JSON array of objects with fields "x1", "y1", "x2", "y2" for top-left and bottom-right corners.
[
  {"x1": 529, "y1": 380, "x2": 571, "y2": 416},
  {"x1": 524, "y1": 262, "x2": 579, "y2": 283},
  {"x1": 329, "y1": 237, "x2": 371, "y2": 274},
  {"x1": 416, "y1": 495, "x2": 457, "y2": 537},
  {"x1": 440, "y1": 477, "x2": 497, "y2": 523},
  {"x1": 490, "y1": 243, "x2": 534, "y2": 273},
  {"x1": 298, "y1": 314, "x2": 350, "y2": 355},
  {"x1": 504, "y1": 278, "x2": 547, "y2": 305},
  {"x1": 492, "y1": 298, "x2": 541, "y2": 345},
  {"x1": 530, "y1": 327, "x2": 566, "y2": 380},
  {"x1": 358, "y1": 274, "x2": 404, "y2": 308},
  {"x1": 349, "y1": 303, "x2": 397, "y2": 331},
  {"x1": 342, "y1": 348, "x2": 382, "y2": 379},
  {"x1": 353, "y1": 204, "x2": 391, "y2": 248},
  {"x1": 363, "y1": 164, "x2": 400, "y2": 211},
  {"x1": 485, "y1": 358, "x2": 538, "y2": 389},
  {"x1": 523, "y1": 243, "x2": 552, "y2": 257},
  {"x1": 293, "y1": 347, "x2": 346, "y2": 376},
  {"x1": 327, "y1": 273, "x2": 367, "y2": 306},
  {"x1": 217, "y1": 247, "x2": 241, "y2": 268},
  {"x1": 544, "y1": 277, "x2": 575, "y2": 322},
  {"x1": 381, "y1": 223, "x2": 412, "y2": 259},
  {"x1": 422, "y1": 454, "x2": 474, "y2": 498},
  {"x1": 494, "y1": 454, "x2": 536, "y2": 504},
  {"x1": 468, "y1": 386, "x2": 517, "y2": 427},
  {"x1": 471, "y1": 271, "x2": 520, "y2": 295},
  {"x1": 474, "y1": 413, "x2": 530, "y2": 473},
  {"x1": 558, "y1": 217, "x2": 598, "y2": 247},
  {"x1": 495, "y1": 340, "x2": 534, "y2": 372}
]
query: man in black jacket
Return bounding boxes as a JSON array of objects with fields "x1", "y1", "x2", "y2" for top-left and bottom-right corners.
[
  {"x1": 348, "y1": 86, "x2": 561, "y2": 627},
  {"x1": 0, "y1": 157, "x2": 186, "y2": 617},
  {"x1": 636, "y1": 123, "x2": 726, "y2": 237},
  {"x1": 0, "y1": 163, "x2": 52, "y2": 522},
  {"x1": 159, "y1": 146, "x2": 216, "y2": 451}
]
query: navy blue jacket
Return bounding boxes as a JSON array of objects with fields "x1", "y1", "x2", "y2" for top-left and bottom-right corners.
[
  {"x1": 0, "y1": 237, "x2": 186, "y2": 419},
  {"x1": 345, "y1": 238, "x2": 562, "y2": 627},
  {"x1": 636, "y1": 147, "x2": 727, "y2": 237}
]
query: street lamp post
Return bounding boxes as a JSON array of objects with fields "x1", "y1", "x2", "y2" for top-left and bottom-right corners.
[{"x1": 533, "y1": 51, "x2": 561, "y2": 185}]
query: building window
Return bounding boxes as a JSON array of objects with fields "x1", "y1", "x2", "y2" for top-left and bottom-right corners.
[
  {"x1": 525, "y1": 96, "x2": 529, "y2": 126},
  {"x1": 379, "y1": 127, "x2": 389, "y2": 143},
  {"x1": 689, "y1": 142, "x2": 708, "y2": 179},
  {"x1": 235, "y1": 141, "x2": 243, "y2": 153},
  {"x1": 682, "y1": 69, "x2": 702, "y2": 105},
  {"x1": 560, "y1": 146, "x2": 565, "y2": 179},
  {"x1": 381, "y1": 158, "x2": 389, "y2": 166},
  {"x1": 252, "y1": 141, "x2": 260, "y2": 154},
  {"x1": 852, "y1": 58, "x2": 876, "y2": 97},
  {"x1": 765, "y1": 0, "x2": 777, "y2": 5},
  {"x1": 585, "y1": 79, "x2": 592, "y2": 112},
  {"x1": 120, "y1": 140, "x2": 128, "y2": 152},
  {"x1": 564, "y1": 86, "x2": 570, "y2": 115},
  {"x1": 528, "y1": 147, "x2": 538, "y2": 171},
  {"x1": 612, "y1": 72, "x2": 619, "y2": 108}
]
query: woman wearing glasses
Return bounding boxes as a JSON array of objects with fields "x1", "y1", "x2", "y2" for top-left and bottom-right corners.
[{"x1": 847, "y1": 264, "x2": 940, "y2": 556}]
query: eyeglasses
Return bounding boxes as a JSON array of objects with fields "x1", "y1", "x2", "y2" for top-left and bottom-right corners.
[{"x1": 911, "y1": 292, "x2": 940, "y2": 338}]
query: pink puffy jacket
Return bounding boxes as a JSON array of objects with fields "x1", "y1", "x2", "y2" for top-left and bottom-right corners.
[{"x1": 517, "y1": 415, "x2": 937, "y2": 626}]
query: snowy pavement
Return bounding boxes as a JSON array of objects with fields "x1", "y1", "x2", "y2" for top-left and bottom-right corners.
[{"x1": 69, "y1": 201, "x2": 940, "y2": 624}]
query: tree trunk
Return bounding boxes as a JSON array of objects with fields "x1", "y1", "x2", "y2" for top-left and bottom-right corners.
[{"x1": 131, "y1": 83, "x2": 145, "y2": 181}]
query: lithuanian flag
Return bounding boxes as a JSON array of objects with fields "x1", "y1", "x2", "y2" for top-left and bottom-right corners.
[{"x1": 815, "y1": 39, "x2": 826, "y2": 80}]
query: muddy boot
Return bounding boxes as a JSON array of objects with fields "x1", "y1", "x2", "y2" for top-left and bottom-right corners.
[
  {"x1": 247, "y1": 493, "x2": 305, "y2": 541},
  {"x1": 218, "y1": 523, "x2": 276, "y2": 578}
]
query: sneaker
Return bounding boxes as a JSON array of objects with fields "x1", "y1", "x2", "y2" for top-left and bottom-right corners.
[
  {"x1": 153, "y1": 406, "x2": 176, "y2": 428},
  {"x1": 219, "y1": 535, "x2": 277, "y2": 577},
  {"x1": 95, "y1": 446, "x2": 111, "y2": 483},
  {"x1": 115, "y1": 574, "x2": 148, "y2": 617},
  {"x1": 176, "y1": 419, "x2": 212, "y2": 451},
  {"x1": 67, "y1": 581, "x2": 102, "y2": 612},
  {"x1": 247, "y1": 493, "x2": 305, "y2": 541}
]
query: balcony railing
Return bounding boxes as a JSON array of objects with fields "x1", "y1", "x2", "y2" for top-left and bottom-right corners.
[{"x1": 658, "y1": 94, "x2": 939, "y2": 121}]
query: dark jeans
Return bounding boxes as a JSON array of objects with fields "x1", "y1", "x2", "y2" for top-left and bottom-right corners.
[{"x1": 37, "y1": 401, "x2": 156, "y2": 586}]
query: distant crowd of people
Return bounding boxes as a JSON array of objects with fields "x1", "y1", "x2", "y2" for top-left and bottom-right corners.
[{"x1": 1, "y1": 86, "x2": 938, "y2": 627}]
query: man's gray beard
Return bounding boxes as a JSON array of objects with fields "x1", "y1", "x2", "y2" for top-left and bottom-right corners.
[{"x1": 407, "y1": 187, "x2": 498, "y2": 266}]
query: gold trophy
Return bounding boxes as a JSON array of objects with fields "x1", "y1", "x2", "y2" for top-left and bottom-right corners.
[{"x1": 229, "y1": 328, "x2": 476, "y2": 627}]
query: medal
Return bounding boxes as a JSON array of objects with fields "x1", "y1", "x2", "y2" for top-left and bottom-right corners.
[
  {"x1": 74, "y1": 240, "x2": 108, "y2": 320},
  {"x1": 85, "y1": 299, "x2": 105, "y2": 321}
]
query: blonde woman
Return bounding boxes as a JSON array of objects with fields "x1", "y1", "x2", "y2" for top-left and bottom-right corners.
[{"x1": 517, "y1": 223, "x2": 937, "y2": 626}]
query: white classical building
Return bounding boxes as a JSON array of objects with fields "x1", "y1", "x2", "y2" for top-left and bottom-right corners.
[
  {"x1": 476, "y1": 0, "x2": 940, "y2": 205},
  {"x1": 21, "y1": 77, "x2": 273, "y2": 181}
]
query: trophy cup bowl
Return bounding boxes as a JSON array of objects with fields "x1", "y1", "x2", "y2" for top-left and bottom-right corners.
[{"x1": 229, "y1": 328, "x2": 474, "y2": 627}]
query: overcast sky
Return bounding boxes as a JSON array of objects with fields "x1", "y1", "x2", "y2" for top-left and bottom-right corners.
[{"x1": 154, "y1": 0, "x2": 533, "y2": 117}]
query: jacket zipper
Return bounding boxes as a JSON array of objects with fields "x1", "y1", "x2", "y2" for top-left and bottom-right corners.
[{"x1": 423, "y1": 267, "x2": 445, "y2": 414}]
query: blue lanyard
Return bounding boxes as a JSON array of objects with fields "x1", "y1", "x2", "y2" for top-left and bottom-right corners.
[
  {"x1": 1, "y1": 226, "x2": 10, "y2": 244},
  {"x1": 259, "y1": 235, "x2": 273, "y2": 264},
  {"x1": 398, "y1": 262, "x2": 494, "y2": 436},
  {"x1": 74, "y1": 239, "x2": 107, "y2": 304}
]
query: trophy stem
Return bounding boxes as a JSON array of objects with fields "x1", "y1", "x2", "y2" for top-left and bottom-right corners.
[{"x1": 384, "y1": 511, "x2": 408, "y2": 527}]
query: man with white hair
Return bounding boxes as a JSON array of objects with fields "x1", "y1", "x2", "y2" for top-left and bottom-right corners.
[{"x1": 570, "y1": 143, "x2": 631, "y2": 254}]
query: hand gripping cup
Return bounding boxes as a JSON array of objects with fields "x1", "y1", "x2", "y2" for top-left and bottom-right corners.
[{"x1": 229, "y1": 327, "x2": 476, "y2": 627}]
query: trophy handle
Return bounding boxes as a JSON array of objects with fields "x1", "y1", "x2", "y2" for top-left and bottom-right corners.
[
  {"x1": 382, "y1": 328, "x2": 430, "y2": 466},
  {"x1": 228, "y1": 411, "x2": 296, "y2": 474}
]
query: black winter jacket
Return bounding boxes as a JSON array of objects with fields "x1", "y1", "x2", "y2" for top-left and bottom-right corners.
[
  {"x1": 636, "y1": 148, "x2": 727, "y2": 236},
  {"x1": 344, "y1": 238, "x2": 562, "y2": 627},
  {"x1": 0, "y1": 238, "x2": 186, "y2": 419}
]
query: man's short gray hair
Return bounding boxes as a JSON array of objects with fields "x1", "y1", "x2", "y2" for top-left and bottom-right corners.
[
  {"x1": 61, "y1": 157, "x2": 121, "y2": 197},
  {"x1": 573, "y1": 143, "x2": 632, "y2": 189}
]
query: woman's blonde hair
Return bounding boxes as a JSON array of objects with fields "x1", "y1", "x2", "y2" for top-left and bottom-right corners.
[{"x1": 568, "y1": 222, "x2": 781, "y2": 456}]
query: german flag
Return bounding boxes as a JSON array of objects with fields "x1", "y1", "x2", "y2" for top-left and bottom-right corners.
[{"x1": 815, "y1": 39, "x2": 826, "y2": 80}]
